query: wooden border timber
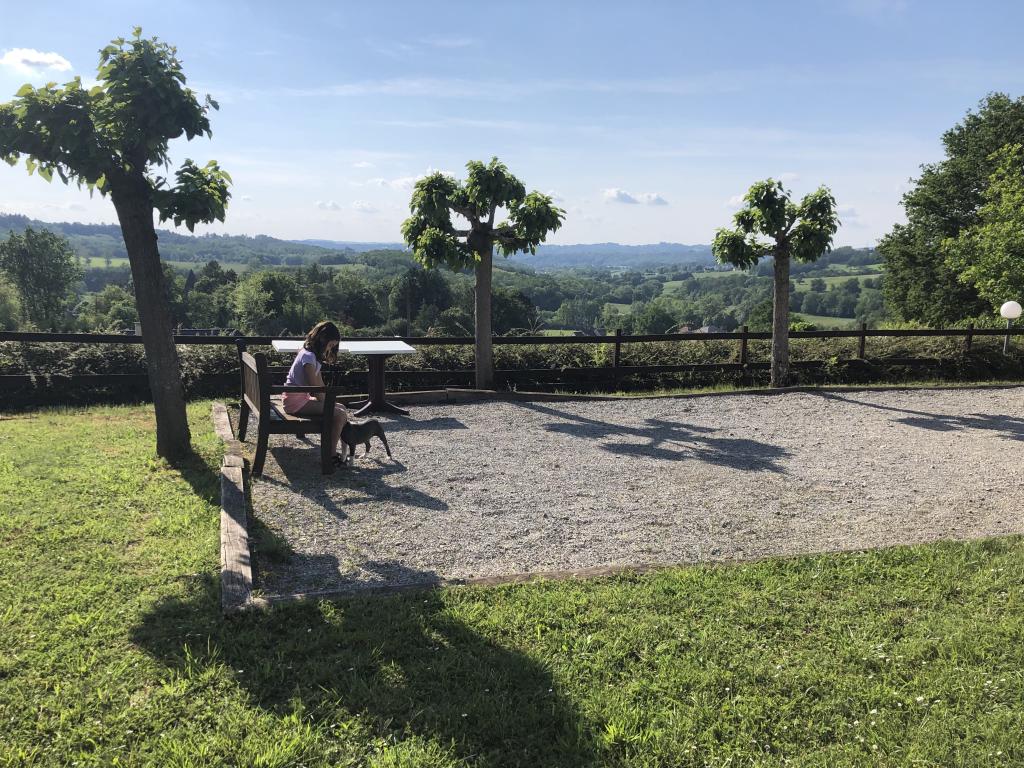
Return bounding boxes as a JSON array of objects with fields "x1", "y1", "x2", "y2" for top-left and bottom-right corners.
[{"x1": 212, "y1": 402, "x2": 254, "y2": 613}]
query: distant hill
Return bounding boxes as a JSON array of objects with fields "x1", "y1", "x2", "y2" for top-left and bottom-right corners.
[
  {"x1": 0, "y1": 213, "x2": 874, "y2": 273},
  {"x1": 0, "y1": 213, "x2": 352, "y2": 267},
  {"x1": 295, "y1": 238, "x2": 718, "y2": 270}
]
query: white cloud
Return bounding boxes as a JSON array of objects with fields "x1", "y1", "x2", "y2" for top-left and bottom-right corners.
[
  {"x1": 0, "y1": 48, "x2": 72, "y2": 75},
  {"x1": 603, "y1": 188, "x2": 639, "y2": 205},
  {"x1": 778, "y1": 172, "x2": 800, "y2": 183},
  {"x1": 352, "y1": 200, "x2": 378, "y2": 213},
  {"x1": 837, "y1": 205, "x2": 861, "y2": 226},
  {"x1": 545, "y1": 189, "x2": 565, "y2": 203},
  {"x1": 604, "y1": 188, "x2": 668, "y2": 206},
  {"x1": 316, "y1": 200, "x2": 342, "y2": 211},
  {"x1": 352, "y1": 161, "x2": 374, "y2": 169},
  {"x1": 240, "y1": 195, "x2": 253, "y2": 202},
  {"x1": 725, "y1": 194, "x2": 745, "y2": 210},
  {"x1": 363, "y1": 167, "x2": 450, "y2": 191},
  {"x1": 638, "y1": 192, "x2": 669, "y2": 206}
]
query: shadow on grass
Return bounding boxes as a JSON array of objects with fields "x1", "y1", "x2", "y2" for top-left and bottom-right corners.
[
  {"x1": 514, "y1": 401, "x2": 792, "y2": 473},
  {"x1": 132, "y1": 574, "x2": 596, "y2": 766},
  {"x1": 172, "y1": 448, "x2": 222, "y2": 505}
]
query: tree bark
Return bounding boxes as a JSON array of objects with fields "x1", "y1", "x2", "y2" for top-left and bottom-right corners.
[
  {"x1": 771, "y1": 250, "x2": 791, "y2": 388},
  {"x1": 473, "y1": 244, "x2": 495, "y2": 389},
  {"x1": 112, "y1": 184, "x2": 192, "y2": 461}
]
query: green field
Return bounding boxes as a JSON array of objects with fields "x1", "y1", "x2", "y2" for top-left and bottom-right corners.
[
  {"x1": 81, "y1": 256, "x2": 255, "y2": 273},
  {"x1": 794, "y1": 273, "x2": 880, "y2": 290},
  {"x1": 797, "y1": 313, "x2": 861, "y2": 329},
  {"x1": 603, "y1": 301, "x2": 634, "y2": 313},
  {"x1": 2, "y1": 403, "x2": 1022, "y2": 765}
]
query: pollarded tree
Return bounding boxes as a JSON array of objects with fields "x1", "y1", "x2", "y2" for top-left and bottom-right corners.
[
  {"x1": 402, "y1": 157, "x2": 564, "y2": 389},
  {"x1": 713, "y1": 180, "x2": 839, "y2": 387},
  {"x1": 0, "y1": 29, "x2": 231, "y2": 461}
]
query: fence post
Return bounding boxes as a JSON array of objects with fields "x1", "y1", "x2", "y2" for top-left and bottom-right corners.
[
  {"x1": 964, "y1": 324, "x2": 974, "y2": 353},
  {"x1": 234, "y1": 338, "x2": 248, "y2": 406},
  {"x1": 612, "y1": 328, "x2": 622, "y2": 390},
  {"x1": 739, "y1": 325, "x2": 748, "y2": 365},
  {"x1": 858, "y1": 322, "x2": 867, "y2": 359}
]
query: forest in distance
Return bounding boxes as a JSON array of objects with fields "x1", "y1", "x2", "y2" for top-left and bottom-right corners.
[{"x1": 0, "y1": 212, "x2": 885, "y2": 337}]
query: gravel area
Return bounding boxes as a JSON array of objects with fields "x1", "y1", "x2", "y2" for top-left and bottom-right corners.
[{"x1": 240, "y1": 387, "x2": 1024, "y2": 596}]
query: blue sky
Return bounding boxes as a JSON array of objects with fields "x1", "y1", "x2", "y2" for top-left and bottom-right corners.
[{"x1": 2, "y1": 0, "x2": 1024, "y2": 246}]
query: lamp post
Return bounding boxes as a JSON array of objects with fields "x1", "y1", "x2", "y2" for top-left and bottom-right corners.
[{"x1": 1000, "y1": 300, "x2": 1022, "y2": 354}]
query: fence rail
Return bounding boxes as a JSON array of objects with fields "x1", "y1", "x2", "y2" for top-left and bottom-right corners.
[{"x1": 1, "y1": 325, "x2": 1021, "y2": 402}]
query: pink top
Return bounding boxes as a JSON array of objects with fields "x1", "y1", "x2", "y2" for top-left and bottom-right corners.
[{"x1": 282, "y1": 348, "x2": 320, "y2": 414}]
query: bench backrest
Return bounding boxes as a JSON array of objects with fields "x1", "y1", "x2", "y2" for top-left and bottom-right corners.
[{"x1": 240, "y1": 352, "x2": 273, "y2": 416}]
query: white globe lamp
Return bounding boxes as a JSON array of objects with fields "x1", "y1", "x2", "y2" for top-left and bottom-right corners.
[{"x1": 1000, "y1": 300, "x2": 1021, "y2": 354}]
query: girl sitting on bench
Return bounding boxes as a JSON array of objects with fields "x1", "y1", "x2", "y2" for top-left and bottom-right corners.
[{"x1": 283, "y1": 320, "x2": 351, "y2": 465}]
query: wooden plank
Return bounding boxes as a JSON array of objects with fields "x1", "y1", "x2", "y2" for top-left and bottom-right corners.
[{"x1": 220, "y1": 462, "x2": 252, "y2": 613}]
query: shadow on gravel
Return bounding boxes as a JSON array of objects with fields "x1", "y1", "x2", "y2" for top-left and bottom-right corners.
[
  {"x1": 380, "y1": 415, "x2": 468, "y2": 433},
  {"x1": 812, "y1": 391, "x2": 1024, "y2": 441},
  {"x1": 265, "y1": 446, "x2": 449, "y2": 512},
  {"x1": 515, "y1": 401, "x2": 791, "y2": 473},
  {"x1": 133, "y1": 573, "x2": 597, "y2": 767}
]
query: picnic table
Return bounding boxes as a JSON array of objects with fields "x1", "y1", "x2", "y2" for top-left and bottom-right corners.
[{"x1": 271, "y1": 338, "x2": 416, "y2": 416}]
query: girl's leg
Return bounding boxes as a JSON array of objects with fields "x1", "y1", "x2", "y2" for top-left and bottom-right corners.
[{"x1": 289, "y1": 399, "x2": 340, "y2": 458}]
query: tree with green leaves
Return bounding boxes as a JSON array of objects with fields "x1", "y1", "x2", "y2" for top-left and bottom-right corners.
[
  {"x1": 402, "y1": 157, "x2": 564, "y2": 388},
  {"x1": 713, "y1": 180, "x2": 839, "y2": 387},
  {"x1": 943, "y1": 143, "x2": 1024, "y2": 311},
  {"x1": 879, "y1": 93, "x2": 1024, "y2": 325},
  {"x1": 0, "y1": 227, "x2": 81, "y2": 329},
  {"x1": 0, "y1": 29, "x2": 231, "y2": 460}
]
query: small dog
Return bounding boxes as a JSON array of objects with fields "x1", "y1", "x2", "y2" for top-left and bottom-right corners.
[{"x1": 340, "y1": 418, "x2": 393, "y2": 462}]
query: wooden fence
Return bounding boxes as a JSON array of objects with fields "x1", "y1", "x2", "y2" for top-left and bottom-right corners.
[{"x1": 1, "y1": 324, "x2": 1022, "y2": 399}]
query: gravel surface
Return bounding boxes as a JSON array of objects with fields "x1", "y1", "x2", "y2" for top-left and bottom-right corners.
[{"x1": 240, "y1": 387, "x2": 1024, "y2": 596}]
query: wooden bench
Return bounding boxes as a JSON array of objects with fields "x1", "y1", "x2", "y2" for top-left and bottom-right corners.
[{"x1": 237, "y1": 351, "x2": 340, "y2": 476}]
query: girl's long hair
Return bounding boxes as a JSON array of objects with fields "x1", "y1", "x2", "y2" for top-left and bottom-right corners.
[{"x1": 303, "y1": 320, "x2": 342, "y2": 363}]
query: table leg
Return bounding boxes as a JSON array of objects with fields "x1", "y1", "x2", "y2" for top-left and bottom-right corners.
[{"x1": 351, "y1": 354, "x2": 409, "y2": 417}]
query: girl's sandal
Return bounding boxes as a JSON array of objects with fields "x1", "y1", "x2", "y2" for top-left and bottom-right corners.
[{"x1": 332, "y1": 454, "x2": 348, "y2": 468}]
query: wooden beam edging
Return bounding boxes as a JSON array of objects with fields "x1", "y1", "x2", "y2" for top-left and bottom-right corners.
[
  {"x1": 248, "y1": 562, "x2": 669, "y2": 607},
  {"x1": 213, "y1": 401, "x2": 254, "y2": 613}
]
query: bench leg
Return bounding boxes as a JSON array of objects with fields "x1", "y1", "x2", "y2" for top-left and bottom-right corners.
[
  {"x1": 253, "y1": 426, "x2": 269, "y2": 477},
  {"x1": 238, "y1": 401, "x2": 250, "y2": 441},
  {"x1": 321, "y1": 392, "x2": 337, "y2": 475}
]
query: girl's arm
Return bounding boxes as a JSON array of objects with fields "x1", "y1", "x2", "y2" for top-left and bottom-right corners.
[{"x1": 302, "y1": 362, "x2": 325, "y2": 399}]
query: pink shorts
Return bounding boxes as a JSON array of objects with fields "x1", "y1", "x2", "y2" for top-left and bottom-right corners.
[{"x1": 282, "y1": 392, "x2": 314, "y2": 414}]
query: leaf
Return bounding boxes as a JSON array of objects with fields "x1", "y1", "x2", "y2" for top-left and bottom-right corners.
[{"x1": 15, "y1": 83, "x2": 34, "y2": 98}]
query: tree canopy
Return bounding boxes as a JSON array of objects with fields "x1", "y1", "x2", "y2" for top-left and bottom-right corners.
[
  {"x1": 943, "y1": 143, "x2": 1024, "y2": 311},
  {"x1": 0, "y1": 29, "x2": 230, "y2": 228},
  {"x1": 0, "y1": 227, "x2": 81, "y2": 330},
  {"x1": 879, "y1": 93, "x2": 1024, "y2": 325},
  {"x1": 401, "y1": 158, "x2": 564, "y2": 269}
]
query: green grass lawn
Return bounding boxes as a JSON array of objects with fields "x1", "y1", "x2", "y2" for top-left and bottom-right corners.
[{"x1": 1, "y1": 403, "x2": 1022, "y2": 766}]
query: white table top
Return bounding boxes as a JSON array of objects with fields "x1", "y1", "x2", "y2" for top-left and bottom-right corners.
[
  {"x1": 271, "y1": 339, "x2": 416, "y2": 355},
  {"x1": 340, "y1": 340, "x2": 416, "y2": 355}
]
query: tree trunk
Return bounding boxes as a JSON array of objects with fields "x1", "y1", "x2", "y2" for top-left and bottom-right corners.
[
  {"x1": 771, "y1": 250, "x2": 791, "y2": 388},
  {"x1": 473, "y1": 245, "x2": 494, "y2": 389},
  {"x1": 112, "y1": 185, "x2": 192, "y2": 461}
]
